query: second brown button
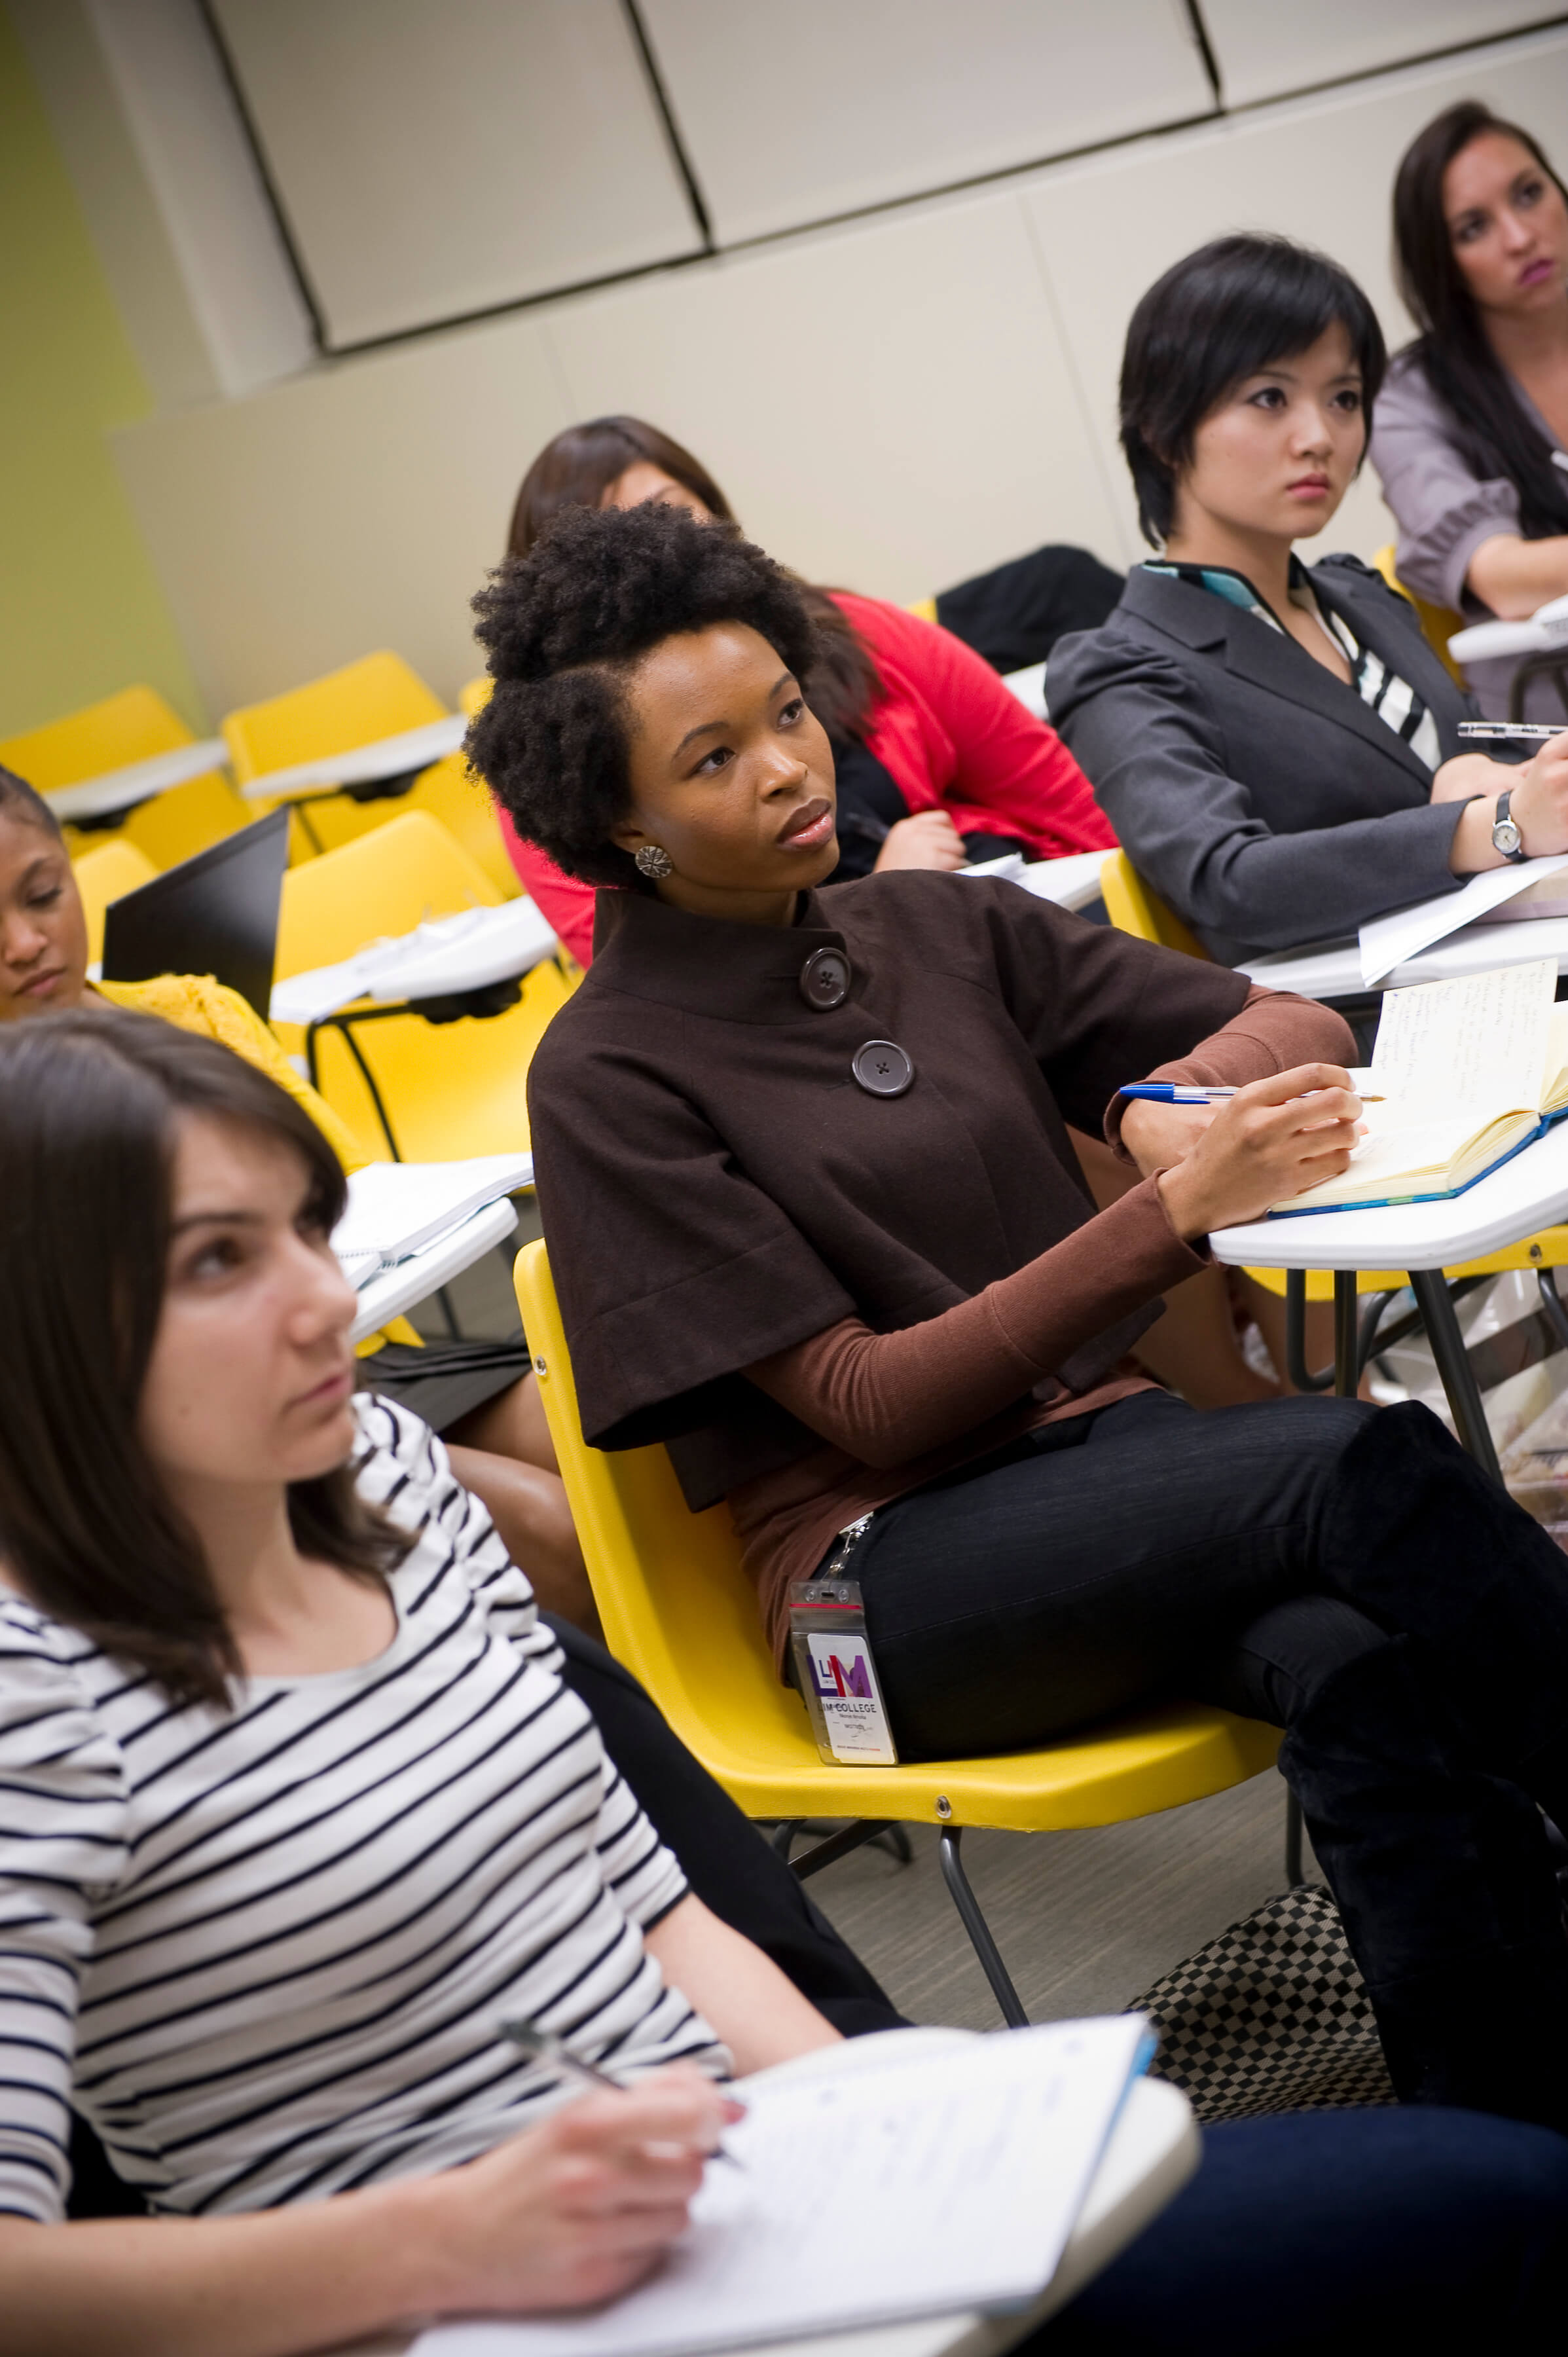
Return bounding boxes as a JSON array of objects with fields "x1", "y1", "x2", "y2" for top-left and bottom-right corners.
[{"x1": 851, "y1": 1040, "x2": 915, "y2": 1098}]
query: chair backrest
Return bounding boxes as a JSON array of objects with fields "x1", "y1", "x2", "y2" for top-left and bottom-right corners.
[
  {"x1": 458, "y1": 676, "x2": 491, "y2": 719},
  {"x1": 1372, "y1": 544, "x2": 1467, "y2": 687},
  {"x1": 274, "y1": 809, "x2": 500, "y2": 978},
  {"x1": 272, "y1": 810, "x2": 565, "y2": 1162},
  {"x1": 222, "y1": 650, "x2": 446, "y2": 786},
  {"x1": 1, "y1": 685, "x2": 189, "y2": 786},
  {"x1": 1098, "y1": 850, "x2": 1209, "y2": 961},
  {"x1": 514, "y1": 1238, "x2": 820, "y2": 1799},
  {"x1": 72, "y1": 840, "x2": 158, "y2": 964},
  {"x1": 2, "y1": 686, "x2": 245, "y2": 871}
]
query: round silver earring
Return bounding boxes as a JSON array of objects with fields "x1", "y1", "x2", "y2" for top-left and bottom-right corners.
[{"x1": 634, "y1": 844, "x2": 674, "y2": 879}]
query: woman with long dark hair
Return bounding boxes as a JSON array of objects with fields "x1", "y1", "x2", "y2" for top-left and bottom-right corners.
[
  {"x1": 500, "y1": 416, "x2": 1116, "y2": 968},
  {"x1": 1374, "y1": 101, "x2": 1568, "y2": 719},
  {"x1": 1, "y1": 1013, "x2": 1567, "y2": 2352}
]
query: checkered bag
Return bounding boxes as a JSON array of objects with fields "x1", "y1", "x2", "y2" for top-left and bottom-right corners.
[{"x1": 1125, "y1": 1883, "x2": 1394, "y2": 2123}]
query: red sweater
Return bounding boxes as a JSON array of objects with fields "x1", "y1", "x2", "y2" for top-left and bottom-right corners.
[{"x1": 500, "y1": 592, "x2": 1117, "y2": 965}]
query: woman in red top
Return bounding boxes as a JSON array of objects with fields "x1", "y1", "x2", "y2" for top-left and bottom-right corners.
[{"x1": 498, "y1": 418, "x2": 1114, "y2": 967}]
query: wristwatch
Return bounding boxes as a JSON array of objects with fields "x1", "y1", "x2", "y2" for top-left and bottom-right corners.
[{"x1": 1492, "y1": 789, "x2": 1526, "y2": 864}]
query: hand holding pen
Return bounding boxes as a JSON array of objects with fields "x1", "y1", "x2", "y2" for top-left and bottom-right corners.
[
  {"x1": 1120, "y1": 1063, "x2": 1366, "y2": 1237},
  {"x1": 500, "y1": 2017, "x2": 746, "y2": 2168}
]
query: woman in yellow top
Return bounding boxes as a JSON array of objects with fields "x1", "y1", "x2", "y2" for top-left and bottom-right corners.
[{"x1": 0, "y1": 761, "x2": 590, "y2": 1626}]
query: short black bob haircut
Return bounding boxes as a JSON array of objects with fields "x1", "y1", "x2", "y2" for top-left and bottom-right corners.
[
  {"x1": 1120, "y1": 233, "x2": 1387, "y2": 547},
  {"x1": 467, "y1": 500, "x2": 819, "y2": 891}
]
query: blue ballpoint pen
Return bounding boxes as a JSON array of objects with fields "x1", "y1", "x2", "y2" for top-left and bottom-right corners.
[{"x1": 1118, "y1": 1083, "x2": 1382, "y2": 1105}]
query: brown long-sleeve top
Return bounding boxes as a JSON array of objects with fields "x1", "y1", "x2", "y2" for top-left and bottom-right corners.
[{"x1": 526, "y1": 875, "x2": 1354, "y2": 1663}]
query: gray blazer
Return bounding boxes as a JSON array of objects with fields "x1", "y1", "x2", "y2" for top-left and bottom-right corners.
[{"x1": 1048, "y1": 555, "x2": 1484, "y2": 964}]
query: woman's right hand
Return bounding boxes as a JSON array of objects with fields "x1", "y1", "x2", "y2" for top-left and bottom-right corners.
[
  {"x1": 873, "y1": 811, "x2": 969, "y2": 872},
  {"x1": 413, "y1": 2066, "x2": 742, "y2": 2318},
  {"x1": 1155, "y1": 1065, "x2": 1362, "y2": 1238}
]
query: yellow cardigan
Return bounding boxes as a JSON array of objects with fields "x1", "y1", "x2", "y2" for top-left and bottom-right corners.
[{"x1": 96, "y1": 975, "x2": 414, "y2": 1350}]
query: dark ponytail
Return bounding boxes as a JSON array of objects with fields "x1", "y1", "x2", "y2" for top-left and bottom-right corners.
[{"x1": 1393, "y1": 102, "x2": 1568, "y2": 543}]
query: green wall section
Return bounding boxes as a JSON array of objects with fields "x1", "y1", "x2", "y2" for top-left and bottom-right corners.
[{"x1": 0, "y1": 7, "x2": 204, "y2": 740}]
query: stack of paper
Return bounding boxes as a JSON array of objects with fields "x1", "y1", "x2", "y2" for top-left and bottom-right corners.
[
  {"x1": 272, "y1": 900, "x2": 558, "y2": 1027},
  {"x1": 413, "y1": 2019, "x2": 1152, "y2": 2357},
  {"x1": 333, "y1": 1155, "x2": 534, "y2": 1288},
  {"x1": 1358, "y1": 853, "x2": 1568, "y2": 986}
]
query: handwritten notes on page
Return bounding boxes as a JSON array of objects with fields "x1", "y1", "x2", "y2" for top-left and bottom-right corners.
[
  {"x1": 1368, "y1": 958, "x2": 1556, "y2": 1110},
  {"x1": 413, "y1": 2019, "x2": 1149, "y2": 2357}
]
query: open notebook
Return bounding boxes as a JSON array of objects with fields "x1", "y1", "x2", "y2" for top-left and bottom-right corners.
[
  {"x1": 1270, "y1": 958, "x2": 1568, "y2": 1215},
  {"x1": 331, "y1": 1154, "x2": 534, "y2": 1288},
  {"x1": 414, "y1": 2020, "x2": 1152, "y2": 2357}
]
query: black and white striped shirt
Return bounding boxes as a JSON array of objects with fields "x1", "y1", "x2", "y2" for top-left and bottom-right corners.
[
  {"x1": 0, "y1": 1398, "x2": 724, "y2": 2223},
  {"x1": 1145, "y1": 558, "x2": 1442, "y2": 771}
]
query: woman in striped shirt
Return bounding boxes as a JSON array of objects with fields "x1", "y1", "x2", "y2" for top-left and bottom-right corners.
[
  {"x1": 3, "y1": 1002, "x2": 1568, "y2": 2353},
  {"x1": 0, "y1": 1008, "x2": 838, "y2": 2352}
]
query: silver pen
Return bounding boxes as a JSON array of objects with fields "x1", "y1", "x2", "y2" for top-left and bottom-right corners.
[
  {"x1": 499, "y1": 2016, "x2": 744, "y2": 2168},
  {"x1": 1458, "y1": 721, "x2": 1568, "y2": 742}
]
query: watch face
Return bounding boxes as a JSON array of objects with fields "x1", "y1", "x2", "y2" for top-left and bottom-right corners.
[{"x1": 1495, "y1": 819, "x2": 1523, "y2": 855}]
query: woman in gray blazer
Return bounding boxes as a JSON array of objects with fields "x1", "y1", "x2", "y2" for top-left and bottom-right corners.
[{"x1": 1049, "y1": 234, "x2": 1568, "y2": 964}]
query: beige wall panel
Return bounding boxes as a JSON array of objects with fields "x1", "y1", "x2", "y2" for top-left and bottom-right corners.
[
  {"x1": 641, "y1": 0, "x2": 1214, "y2": 247},
  {"x1": 208, "y1": 0, "x2": 702, "y2": 348},
  {"x1": 547, "y1": 192, "x2": 1131, "y2": 605},
  {"x1": 1202, "y1": 2, "x2": 1552, "y2": 109},
  {"x1": 113, "y1": 314, "x2": 572, "y2": 716},
  {"x1": 1023, "y1": 28, "x2": 1568, "y2": 562}
]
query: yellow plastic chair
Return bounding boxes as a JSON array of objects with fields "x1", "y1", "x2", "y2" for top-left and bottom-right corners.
[
  {"x1": 1372, "y1": 545, "x2": 1467, "y2": 688},
  {"x1": 273, "y1": 810, "x2": 572, "y2": 1163},
  {"x1": 71, "y1": 839, "x2": 157, "y2": 966},
  {"x1": 515, "y1": 1237, "x2": 1281, "y2": 2024},
  {"x1": 225, "y1": 650, "x2": 517, "y2": 889},
  {"x1": 1, "y1": 685, "x2": 246, "y2": 870}
]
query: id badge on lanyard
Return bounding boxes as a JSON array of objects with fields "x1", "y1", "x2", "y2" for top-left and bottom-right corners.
[{"x1": 786, "y1": 1515, "x2": 898, "y2": 1766}]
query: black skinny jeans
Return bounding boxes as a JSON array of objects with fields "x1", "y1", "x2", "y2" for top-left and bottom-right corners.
[{"x1": 848, "y1": 1390, "x2": 1568, "y2": 2130}]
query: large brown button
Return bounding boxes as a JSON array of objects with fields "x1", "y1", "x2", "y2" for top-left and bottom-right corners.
[
  {"x1": 851, "y1": 1039, "x2": 914, "y2": 1098},
  {"x1": 799, "y1": 947, "x2": 850, "y2": 1010}
]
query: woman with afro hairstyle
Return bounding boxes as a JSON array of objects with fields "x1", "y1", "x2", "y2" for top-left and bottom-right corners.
[
  {"x1": 494, "y1": 414, "x2": 1115, "y2": 968},
  {"x1": 470, "y1": 496, "x2": 1568, "y2": 2137}
]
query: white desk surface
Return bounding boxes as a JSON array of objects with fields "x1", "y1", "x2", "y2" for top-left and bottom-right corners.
[
  {"x1": 243, "y1": 716, "x2": 467, "y2": 804},
  {"x1": 1211, "y1": 1115, "x2": 1568, "y2": 1273},
  {"x1": 271, "y1": 902, "x2": 559, "y2": 1029},
  {"x1": 323, "y1": 2060, "x2": 1194, "y2": 2357},
  {"x1": 1001, "y1": 660, "x2": 1048, "y2": 720},
  {"x1": 1019, "y1": 851, "x2": 1106, "y2": 914},
  {"x1": 1239, "y1": 913, "x2": 1568, "y2": 999},
  {"x1": 349, "y1": 1199, "x2": 518, "y2": 1343},
  {"x1": 45, "y1": 738, "x2": 230, "y2": 824}
]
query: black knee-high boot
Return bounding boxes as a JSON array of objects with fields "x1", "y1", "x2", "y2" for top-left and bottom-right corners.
[
  {"x1": 1317, "y1": 1404, "x2": 1568, "y2": 1779},
  {"x1": 1281, "y1": 1632, "x2": 1568, "y2": 2129}
]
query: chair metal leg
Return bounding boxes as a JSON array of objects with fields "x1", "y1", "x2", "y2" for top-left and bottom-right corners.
[
  {"x1": 938, "y1": 1827, "x2": 1029, "y2": 2028},
  {"x1": 1408, "y1": 1268, "x2": 1503, "y2": 1484},
  {"x1": 1332, "y1": 1268, "x2": 1358, "y2": 1396},
  {"x1": 1284, "y1": 1789, "x2": 1305, "y2": 1886},
  {"x1": 1538, "y1": 1266, "x2": 1568, "y2": 1359},
  {"x1": 769, "y1": 1820, "x2": 800, "y2": 1863}
]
